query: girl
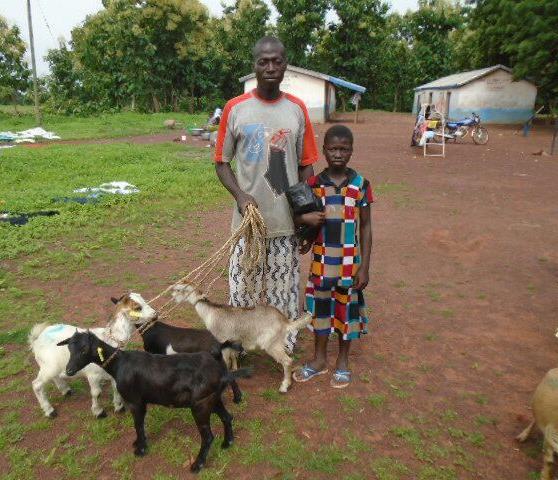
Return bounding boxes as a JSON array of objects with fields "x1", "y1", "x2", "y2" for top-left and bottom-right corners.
[{"x1": 293, "y1": 125, "x2": 373, "y2": 388}]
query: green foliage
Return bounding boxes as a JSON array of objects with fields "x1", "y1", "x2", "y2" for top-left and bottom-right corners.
[
  {"x1": 468, "y1": 0, "x2": 558, "y2": 106},
  {"x1": 273, "y1": 0, "x2": 328, "y2": 68},
  {"x1": 46, "y1": 0, "x2": 215, "y2": 114},
  {"x1": 16, "y1": 0, "x2": 555, "y2": 115},
  {"x1": 315, "y1": 0, "x2": 390, "y2": 110},
  {"x1": 215, "y1": 0, "x2": 271, "y2": 100},
  {"x1": 0, "y1": 16, "x2": 30, "y2": 110}
]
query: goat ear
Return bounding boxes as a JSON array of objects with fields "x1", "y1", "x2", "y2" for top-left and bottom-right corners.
[
  {"x1": 57, "y1": 338, "x2": 70, "y2": 346},
  {"x1": 110, "y1": 296, "x2": 119, "y2": 304}
]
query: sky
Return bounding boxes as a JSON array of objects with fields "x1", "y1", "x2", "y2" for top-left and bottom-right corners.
[{"x1": 2, "y1": 0, "x2": 418, "y2": 76}]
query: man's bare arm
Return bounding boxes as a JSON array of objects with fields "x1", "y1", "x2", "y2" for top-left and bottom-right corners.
[
  {"x1": 298, "y1": 164, "x2": 314, "y2": 182},
  {"x1": 215, "y1": 162, "x2": 257, "y2": 215}
]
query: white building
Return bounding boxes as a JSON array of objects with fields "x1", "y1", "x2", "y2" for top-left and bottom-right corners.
[
  {"x1": 239, "y1": 65, "x2": 366, "y2": 124},
  {"x1": 412, "y1": 65, "x2": 537, "y2": 124}
]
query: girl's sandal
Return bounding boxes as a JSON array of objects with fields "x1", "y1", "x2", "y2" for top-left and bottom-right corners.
[
  {"x1": 330, "y1": 370, "x2": 351, "y2": 389},
  {"x1": 292, "y1": 365, "x2": 329, "y2": 383}
]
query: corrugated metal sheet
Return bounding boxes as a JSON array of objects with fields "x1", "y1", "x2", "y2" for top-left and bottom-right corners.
[
  {"x1": 239, "y1": 65, "x2": 366, "y2": 93},
  {"x1": 415, "y1": 65, "x2": 513, "y2": 91}
]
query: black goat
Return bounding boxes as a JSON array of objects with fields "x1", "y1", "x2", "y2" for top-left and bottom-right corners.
[
  {"x1": 135, "y1": 320, "x2": 244, "y2": 403},
  {"x1": 58, "y1": 331, "x2": 248, "y2": 472}
]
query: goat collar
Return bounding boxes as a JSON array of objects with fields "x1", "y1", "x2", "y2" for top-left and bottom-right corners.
[{"x1": 101, "y1": 348, "x2": 119, "y2": 369}]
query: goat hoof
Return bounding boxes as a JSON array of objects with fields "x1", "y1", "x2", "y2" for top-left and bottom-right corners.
[
  {"x1": 134, "y1": 446, "x2": 147, "y2": 457},
  {"x1": 96, "y1": 410, "x2": 108, "y2": 419},
  {"x1": 115, "y1": 405, "x2": 126, "y2": 414},
  {"x1": 190, "y1": 462, "x2": 203, "y2": 473},
  {"x1": 221, "y1": 439, "x2": 233, "y2": 449},
  {"x1": 63, "y1": 389, "x2": 73, "y2": 397},
  {"x1": 47, "y1": 409, "x2": 58, "y2": 419}
]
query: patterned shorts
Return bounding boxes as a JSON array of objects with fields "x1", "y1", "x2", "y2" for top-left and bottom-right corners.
[
  {"x1": 305, "y1": 282, "x2": 368, "y2": 340},
  {"x1": 229, "y1": 235, "x2": 300, "y2": 321}
]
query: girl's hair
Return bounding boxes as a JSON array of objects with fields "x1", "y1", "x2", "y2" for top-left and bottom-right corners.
[{"x1": 324, "y1": 125, "x2": 353, "y2": 144}]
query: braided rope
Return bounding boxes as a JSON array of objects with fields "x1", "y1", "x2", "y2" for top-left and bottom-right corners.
[{"x1": 148, "y1": 204, "x2": 266, "y2": 305}]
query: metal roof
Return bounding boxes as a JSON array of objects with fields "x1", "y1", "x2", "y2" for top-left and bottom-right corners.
[
  {"x1": 239, "y1": 65, "x2": 366, "y2": 94},
  {"x1": 415, "y1": 65, "x2": 514, "y2": 91}
]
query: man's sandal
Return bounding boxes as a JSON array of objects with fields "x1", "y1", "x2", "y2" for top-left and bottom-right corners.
[
  {"x1": 330, "y1": 370, "x2": 352, "y2": 389},
  {"x1": 292, "y1": 365, "x2": 328, "y2": 383}
]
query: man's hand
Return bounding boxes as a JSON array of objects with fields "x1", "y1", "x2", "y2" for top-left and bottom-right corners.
[
  {"x1": 353, "y1": 268, "x2": 369, "y2": 291},
  {"x1": 298, "y1": 211, "x2": 325, "y2": 228},
  {"x1": 236, "y1": 193, "x2": 258, "y2": 215}
]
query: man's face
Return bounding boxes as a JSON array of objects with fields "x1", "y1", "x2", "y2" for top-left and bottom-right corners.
[{"x1": 254, "y1": 43, "x2": 287, "y2": 88}]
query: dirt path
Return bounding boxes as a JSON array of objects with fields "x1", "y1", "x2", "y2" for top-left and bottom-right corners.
[{"x1": 6, "y1": 111, "x2": 558, "y2": 479}]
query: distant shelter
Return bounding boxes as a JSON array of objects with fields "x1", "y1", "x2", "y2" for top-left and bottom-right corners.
[{"x1": 412, "y1": 65, "x2": 537, "y2": 124}]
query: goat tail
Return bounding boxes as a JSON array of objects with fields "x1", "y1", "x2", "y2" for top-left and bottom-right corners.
[
  {"x1": 28, "y1": 323, "x2": 50, "y2": 348},
  {"x1": 220, "y1": 367, "x2": 253, "y2": 391},
  {"x1": 286, "y1": 312, "x2": 313, "y2": 333}
]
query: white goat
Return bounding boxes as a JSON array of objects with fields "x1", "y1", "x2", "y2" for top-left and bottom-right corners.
[
  {"x1": 29, "y1": 292, "x2": 157, "y2": 418},
  {"x1": 517, "y1": 367, "x2": 558, "y2": 480},
  {"x1": 172, "y1": 282, "x2": 312, "y2": 393}
]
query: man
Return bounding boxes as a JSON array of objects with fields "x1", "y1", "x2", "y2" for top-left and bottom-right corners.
[{"x1": 215, "y1": 36, "x2": 318, "y2": 351}]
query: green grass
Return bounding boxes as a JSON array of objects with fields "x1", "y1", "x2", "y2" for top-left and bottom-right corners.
[
  {"x1": 339, "y1": 394, "x2": 360, "y2": 413},
  {"x1": 371, "y1": 457, "x2": 409, "y2": 480},
  {"x1": 0, "y1": 142, "x2": 224, "y2": 261},
  {"x1": 0, "y1": 327, "x2": 29, "y2": 345},
  {"x1": 261, "y1": 388, "x2": 283, "y2": 402},
  {"x1": 368, "y1": 393, "x2": 387, "y2": 408},
  {"x1": 0, "y1": 110, "x2": 206, "y2": 140}
]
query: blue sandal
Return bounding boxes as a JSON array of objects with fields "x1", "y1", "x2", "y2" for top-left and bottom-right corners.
[
  {"x1": 292, "y1": 365, "x2": 328, "y2": 383},
  {"x1": 331, "y1": 370, "x2": 352, "y2": 388}
]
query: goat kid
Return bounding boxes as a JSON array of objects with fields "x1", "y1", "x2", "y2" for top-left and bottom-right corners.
[
  {"x1": 517, "y1": 367, "x2": 558, "y2": 480},
  {"x1": 29, "y1": 292, "x2": 157, "y2": 418},
  {"x1": 134, "y1": 316, "x2": 244, "y2": 403},
  {"x1": 58, "y1": 331, "x2": 248, "y2": 473},
  {"x1": 172, "y1": 282, "x2": 312, "y2": 392}
]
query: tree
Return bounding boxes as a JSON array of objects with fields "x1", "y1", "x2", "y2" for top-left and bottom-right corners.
[
  {"x1": 315, "y1": 0, "x2": 390, "y2": 108},
  {"x1": 398, "y1": 0, "x2": 464, "y2": 87},
  {"x1": 46, "y1": 0, "x2": 215, "y2": 113},
  {"x1": 215, "y1": 0, "x2": 271, "y2": 100},
  {"x1": 469, "y1": 0, "x2": 558, "y2": 107},
  {"x1": 0, "y1": 16, "x2": 30, "y2": 112},
  {"x1": 272, "y1": 0, "x2": 328, "y2": 68}
]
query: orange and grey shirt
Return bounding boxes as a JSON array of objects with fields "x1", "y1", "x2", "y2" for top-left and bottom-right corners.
[{"x1": 215, "y1": 89, "x2": 318, "y2": 238}]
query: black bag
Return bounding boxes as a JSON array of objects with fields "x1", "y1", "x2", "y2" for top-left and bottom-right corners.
[
  {"x1": 285, "y1": 182, "x2": 323, "y2": 242},
  {"x1": 285, "y1": 181, "x2": 323, "y2": 215}
]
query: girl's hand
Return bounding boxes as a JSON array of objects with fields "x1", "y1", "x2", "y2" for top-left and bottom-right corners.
[
  {"x1": 353, "y1": 268, "x2": 369, "y2": 291},
  {"x1": 299, "y1": 211, "x2": 325, "y2": 228}
]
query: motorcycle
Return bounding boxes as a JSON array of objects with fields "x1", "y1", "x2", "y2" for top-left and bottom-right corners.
[{"x1": 437, "y1": 113, "x2": 489, "y2": 145}]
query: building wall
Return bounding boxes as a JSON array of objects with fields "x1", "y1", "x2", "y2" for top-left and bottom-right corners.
[
  {"x1": 413, "y1": 69, "x2": 537, "y2": 124},
  {"x1": 244, "y1": 71, "x2": 327, "y2": 123},
  {"x1": 450, "y1": 70, "x2": 536, "y2": 123}
]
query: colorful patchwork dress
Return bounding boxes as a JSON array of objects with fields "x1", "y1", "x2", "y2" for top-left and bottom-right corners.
[{"x1": 305, "y1": 168, "x2": 373, "y2": 340}]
